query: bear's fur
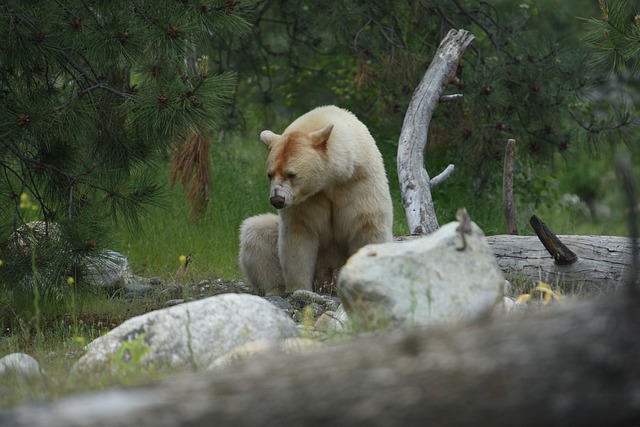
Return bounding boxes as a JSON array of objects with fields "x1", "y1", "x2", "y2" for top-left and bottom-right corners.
[{"x1": 239, "y1": 106, "x2": 393, "y2": 295}]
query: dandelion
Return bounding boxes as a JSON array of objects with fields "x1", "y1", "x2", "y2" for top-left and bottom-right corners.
[
  {"x1": 19, "y1": 192, "x2": 38, "y2": 212},
  {"x1": 67, "y1": 276, "x2": 75, "y2": 285},
  {"x1": 0, "y1": 259, "x2": 4, "y2": 267},
  {"x1": 19, "y1": 193, "x2": 32, "y2": 209},
  {"x1": 179, "y1": 255, "x2": 187, "y2": 264}
]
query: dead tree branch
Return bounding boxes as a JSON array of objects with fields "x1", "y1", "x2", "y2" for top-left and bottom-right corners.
[{"x1": 397, "y1": 28, "x2": 474, "y2": 235}]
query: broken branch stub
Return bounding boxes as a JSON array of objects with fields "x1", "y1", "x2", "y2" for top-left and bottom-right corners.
[
  {"x1": 397, "y1": 29, "x2": 475, "y2": 235},
  {"x1": 529, "y1": 215, "x2": 578, "y2": 265}
]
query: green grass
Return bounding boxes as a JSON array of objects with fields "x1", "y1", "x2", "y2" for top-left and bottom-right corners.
[{"x1": 110, "y1": 134, "x2": 274, "y2": 281}]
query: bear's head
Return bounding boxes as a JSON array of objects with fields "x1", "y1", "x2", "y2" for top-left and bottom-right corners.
[{"x1": 260, "y1": 124, "x2": 333, "y2": 209}]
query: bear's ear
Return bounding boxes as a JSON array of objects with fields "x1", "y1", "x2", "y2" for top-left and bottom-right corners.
[
  {"x1": 310, "y1": 124, "x2": 334, "y2": 149},
  {"x1": 260, "y1": 130, "x2": 280, "y2": 149}
]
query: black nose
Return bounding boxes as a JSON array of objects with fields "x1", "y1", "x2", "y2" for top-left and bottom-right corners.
[{"x1": 270, "y1": 196, "x2": 286, "y2": 209}]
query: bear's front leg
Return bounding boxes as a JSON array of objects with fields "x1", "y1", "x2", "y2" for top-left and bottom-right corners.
[{"x1": 278, "y1": 227, "x2": 319, "y2": 293}]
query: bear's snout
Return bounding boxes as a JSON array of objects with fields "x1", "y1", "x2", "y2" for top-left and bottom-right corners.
[{"x1": 270, "y1": 196, "x2": 286, "y2": 209}]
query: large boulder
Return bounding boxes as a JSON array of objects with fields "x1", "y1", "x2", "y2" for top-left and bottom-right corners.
[
  {"x1": 338, "y1": 220, "x2": 505, "y2": 327},
  {"x1": 73, "y1": 293, "x2": 299, "y2": 374}
]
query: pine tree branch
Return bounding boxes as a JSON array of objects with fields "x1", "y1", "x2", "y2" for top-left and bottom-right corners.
[
  {"x1": 451, "y1": 0, "x2": 499, "y2": 54},
  {"x1": 4, "y1": 5, "x2": 136, "y2": 102}
]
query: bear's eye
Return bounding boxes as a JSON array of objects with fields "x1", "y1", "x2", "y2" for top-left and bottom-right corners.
[
  {"x1": 286, "y1": 172, "x2": 297, "y2": 179},
  {"x1": 266, "y1": 172, "x2": 273, "y2": 180}
]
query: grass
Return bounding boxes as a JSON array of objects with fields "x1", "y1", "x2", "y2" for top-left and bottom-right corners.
[{"x1": 110, "y1": 134, "x2": 272, "y2": 280}]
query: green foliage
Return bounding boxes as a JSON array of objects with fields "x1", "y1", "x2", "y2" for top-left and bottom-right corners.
[
  {"x1": 581, "y1": 0, "x2": 640, "y2": 75},
  {"x1": 0, "y1": 1, "x2": 252, "y2": 312},
  {"x1": 222, "y1": 0, "x2": 638, "y2": 218},
  {"x1": 109, "y1": 333, "x2": 155, "y2": 379}
]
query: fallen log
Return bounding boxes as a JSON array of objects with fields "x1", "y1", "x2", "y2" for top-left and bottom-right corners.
[
  {"x1": 2, "y1": 295, "x2": 639, "y2": 427},
  {"x1": 486, "y1": 234, "x2": 635, "y2": 293}
]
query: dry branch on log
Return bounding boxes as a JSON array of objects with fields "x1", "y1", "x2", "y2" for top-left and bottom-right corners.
[
  {"x1": 529, "y1": 215, "x2": 578, "y2": 266},
  {"x1": 3, "y1": 295, "x2": 639, "y2": 427},
  {"x1": 397, "y1": 28, "x2": 474, "y2": 235}
]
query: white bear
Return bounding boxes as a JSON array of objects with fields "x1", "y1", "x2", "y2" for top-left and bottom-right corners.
[{"x1": 239, "y1": 105, "x2": 393, "y2": 295}]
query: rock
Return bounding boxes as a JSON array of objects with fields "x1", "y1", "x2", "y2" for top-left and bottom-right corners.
[
  {"x1": 288, "y1": 290, "x2": 341, "y2": 312},
  {"x1": 264, "y1": 295, "x2": 295, "y2": 317},
  {"x1": 12, "y1": 222, "x2": 132, "y2": 291},
  {"x1": 338, "y1": 220, "x2": 505, "y2": 327},
  {"x1": 82, "y1": 250, "x2": 132, "y2": 290},
  {"x1": 0, "y1": 353, "x2": 44, "y2": 377},
  {"x1": 207, "y1": 338, "x2": 324, "y2": 371},
  {"x1": 314, "y1": 305, "x2": 351, "y2": 333},
  {"x1": 72, "y1": 293, "x2": 299, "y2": 375},
  {"x1": 123, "y1": 283, "x2": 155, "y2": 300}
]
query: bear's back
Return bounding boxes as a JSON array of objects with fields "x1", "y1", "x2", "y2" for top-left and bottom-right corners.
[{"x1": 284, "y1": 106, "x2": 366, "y2": 139}]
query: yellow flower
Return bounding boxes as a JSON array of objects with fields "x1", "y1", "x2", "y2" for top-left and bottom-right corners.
[
  {"x1": 20, "y1": 193, "x2": 29, "y2": 202},
  {"x1": 179, "y1": 255, "x2": 187, "y2": 264},
  {"x1": 67, "y1": 276, "x2": 75, "y2": 285},
  {"x1": 0, "y1": 259, "x2": 4, "y2": 267}
]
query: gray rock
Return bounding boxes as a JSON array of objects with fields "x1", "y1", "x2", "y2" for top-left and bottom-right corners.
[
  {"x1": 264, "y1": 295, "x2": 295, "y2": 317},
  {"x1": 314, "y1": 305, "x2": 351, "y2": 332},
  {"x1": 338, "y1": 220, "x2": 505, "y2": 327},
  {"x1": 0, "y1": 353, "x2": 43, "y2": 377},
  {"x1": 288, "y1": 290, "x2": 341, "y2": 312},
  {"x1": 123, "y1": 283, "x2": 155, "y2": 300},
  {"x1": 82, "y1": 249, "x2": 131, "y2": 289},
  {"x1": 294, "y1": 303, "x2": 324, "y2": 323},
  {"x1": 207, "y1": 338, "x2": 324, "y2": 371},
  {"x1": 72, "y1": 293, "x2": 299, "y2": 374}
]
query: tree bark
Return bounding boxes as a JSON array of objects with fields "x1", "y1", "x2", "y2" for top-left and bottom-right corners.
[
  {"x1": 3, "y1": 295, "x2": 639, "y2": 427},
  {"x1": 397, "y1": 28, "x2": 474, "y2": 235},
  {"x1": 486, "y1": 234, "x2": 636, "y2": 293},
  {"x1": 503, "y1": 139, "x2": 518, "y2": 235}
]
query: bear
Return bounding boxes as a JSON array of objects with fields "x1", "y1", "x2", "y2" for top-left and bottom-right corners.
[{"x1": 239, "y1": 105, "x2": 393, "y2": 295}]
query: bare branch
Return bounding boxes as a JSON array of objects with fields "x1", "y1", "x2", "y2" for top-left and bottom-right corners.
[
  {"x1": 439, "y1": 94, "x2": 463, "y2": 103},
  {"x1": 397, "y1": 29, "x2": 475, "y2": 235},
  {"x1": 430, "y1": 164, "x2": 455, "y2": 188}
]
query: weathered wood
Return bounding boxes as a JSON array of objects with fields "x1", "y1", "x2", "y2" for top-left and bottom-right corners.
[
  {"x1": 615, "y1": 155, "x2": 639, "y2": 292},
  {"x1": 486, "y1": 234, "x2": 635, "y2": 293},
  {"x1": 502, "y1": 139, "x2": 518, "y2": 235},
  {"x1": 529, "y1": 215, "x2": 578, "y2": 266},
  {"x1": 397, "y1": 29, "x2": 474, "y2": 235},
  {"x1": 2, "y1": 296, "x2": 639, "y2": 427}
]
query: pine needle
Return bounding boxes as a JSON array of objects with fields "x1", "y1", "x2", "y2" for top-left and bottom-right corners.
[{"x1": 169, "y1": 130, "x2": 211, "y2": 223}]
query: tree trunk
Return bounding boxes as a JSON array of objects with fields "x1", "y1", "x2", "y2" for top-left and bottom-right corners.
[
  {"x1": 3, "y1": 295, "x2": 639, "y2": 427},
  {"x1": 486, "y1": 234, "x2": 636, "y2": 293},
  {"x1": 397, "y1": 28, "x2": 474, "y2": 235}
]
